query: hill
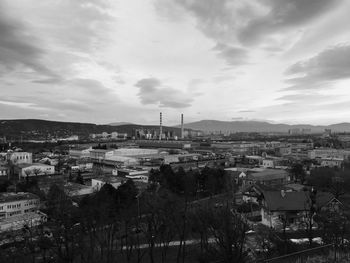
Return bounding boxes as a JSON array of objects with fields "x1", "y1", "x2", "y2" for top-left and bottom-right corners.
[
  {"x1": 0, "y1": 119, "x2": 180, "y2": 140},
  {"x1": 178, "y1": 120, "x2": 350, "y2": 133},
  {"x1": 108, "y1": 122, "x2": 134, "y2": 126}
]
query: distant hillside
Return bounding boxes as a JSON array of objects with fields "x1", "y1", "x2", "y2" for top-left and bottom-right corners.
[
  {"x1": 0, "y1": 119, "x2": 180, "y2": 140},
  {"x1": 178, "y1": 120, "x2": 350, "y2": 133},
  {"x1": 108, "y1": 122, "x2": 134, "y2": 126}
]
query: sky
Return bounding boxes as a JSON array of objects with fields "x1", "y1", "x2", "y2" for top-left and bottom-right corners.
[{"x1": 1, "y1": 0, "x2": 350, "y2": 126}]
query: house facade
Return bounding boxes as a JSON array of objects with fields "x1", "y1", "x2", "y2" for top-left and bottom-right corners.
[{"x1": 0, "y1": 192, "x2": 46, "y2": 232}]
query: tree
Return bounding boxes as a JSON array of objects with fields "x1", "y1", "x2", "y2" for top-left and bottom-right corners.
[
  {"x1": 32, "y1": 167, "x2": 42, "y2": 177},
  {"x1": 116, "y1": 179, "x2": 138, "y2": 209},
  {"x1": 24, "y1": 169, "x2": 32, "y2": 184},
  {"x1": 300, "y1": 189, "x2": 317, "y2": 247},
  {"x1": 290, "y1": 163, "x2": 306, "y2": 183},
  {"x1": 75, "y1": 170, "x2": 84, "y2": 185},
  {"x1": 192, "y1": 205, "x2": 250, "y2": 263},
  {"x1": 149, "y1": 168, "x2": 161, "y2": 183},
  {"x1": 0, "y1": 179, "x2": 11, "y2": 192},
  {"x1": 331, "y1": 176, "x2": 345, "y2": 199},
  {"x1": 308, "y1": 168, "x2": 334, "y2": 190}
]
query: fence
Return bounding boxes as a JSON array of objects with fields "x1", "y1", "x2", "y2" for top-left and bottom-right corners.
[{"x1": 262, "y1": 244, "x2": 350, "y2": 263}]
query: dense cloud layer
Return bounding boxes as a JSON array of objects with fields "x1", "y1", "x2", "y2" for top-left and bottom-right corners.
[
  {"x1": 135, "y1": 78, "x2": 194, "y2": 108},
  {"x1": 285, "y1": 44, "x2": 350, "y2": 89},
  {"x1": 0, "y1": 0, "x2": 349, "y2": 125}
]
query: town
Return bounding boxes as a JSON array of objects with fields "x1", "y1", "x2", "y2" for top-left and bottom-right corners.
[
  {"x1": 2, "y1": 1, "x2": 350, "y2": 262},
  {"x1": 1, "y1": 114, "x2": 350, "y2": 262}
]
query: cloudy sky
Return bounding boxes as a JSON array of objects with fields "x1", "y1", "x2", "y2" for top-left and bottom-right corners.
[{"x1": 1, "y1": 0, "x2": 350, "y2": 125}]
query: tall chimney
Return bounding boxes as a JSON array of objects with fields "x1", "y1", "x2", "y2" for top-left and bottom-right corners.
[
  {"x1": 181, "y1": 113, "x2": 184, "y2": 139},
  {"x1": 159, "y1": 112, "x2": 163, "y2": 141}
]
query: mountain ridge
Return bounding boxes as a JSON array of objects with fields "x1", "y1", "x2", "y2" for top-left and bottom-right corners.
[
  {"x1": 175, "y1": 120, "x2": 350, "y2": 133},
  {"x1": 0, "y1": 119, "x2": 181, "y2": 139}
]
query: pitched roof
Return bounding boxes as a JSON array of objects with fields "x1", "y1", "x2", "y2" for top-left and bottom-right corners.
[
  {"x1": 263, "y1": 190, "x2": 337, "y2": 212},
  {"x1": 247, "y1": 169, "x2": 288, "y2": 181},
  {"x1": 315, "y1": 192, "x2": 339, "y2": 208},
  {"x1": 0, "y1": 192, "x2": 39, "y2": 204},
  {"x1": 263, "y1": 191, "x2": 310, "y2": 211}
]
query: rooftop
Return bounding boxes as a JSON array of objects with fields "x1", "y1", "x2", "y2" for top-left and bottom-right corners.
[
  {"x1": 92, "y1": 176, "x2": 125, "y2": 184},
  {"x1": 264, "y1": 191, "x2": 310, "y2": 211},
  {"x1": 16, "y1": 163, "x2": 53, "y2": 168},
  {"x1": 263, "y1": 190, "x2": 336, "y2": 212},
  {"x1": 248, "y1": 169, "x2": 288, "y2": 181},
  {"x1": 0, "y1": 192, "x2": 39, "y2": 204}
]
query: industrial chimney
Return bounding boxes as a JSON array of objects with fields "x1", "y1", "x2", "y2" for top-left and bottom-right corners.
[
  {"x1": 159, "y1": 112, "x2": 163, "y2": 141},
  {"x1": 181, "y1": 113, "x2": 184, "y2": 139}
]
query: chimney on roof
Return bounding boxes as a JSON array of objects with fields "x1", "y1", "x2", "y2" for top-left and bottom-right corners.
[
  {"x1": 181, "y1": 113, "x2": 184, "y2": 139},
  {"x1": 281, "y1": 189, "x2": 286, "y2": 198}
]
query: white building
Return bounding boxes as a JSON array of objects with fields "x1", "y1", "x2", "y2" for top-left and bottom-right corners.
[
  {"x1": 91, "y1": 177, "x2": 124, "y2": 191},
  {"x1": 262, "y1": 159, "x2": 275, "y2": 168},
  {"x1": 18, "y1": 163, "x2": 55, "y2": 178},
  {"x1": 111, "y1": 132, "x2": 118, "y2": 138},
  {"x1": 64, "y1": 183, "x2": 94, "y2": 197},
  {"x1": 69, "y1": 147, "x2": 92, "y2": 159},
  {"x1": 308, "y1": 148, "x2": 350, "y2": 160},
  {"x1": 89, "y1": 149, "x2": 114, "y2": 161},
  {"x1": 7, "y1": 151, "x2": 32, "y2": 165},
  {"x1": 320, "y1": 158, "x2": 343, "y2": 168},
  {"x1": 0, "y1": 192, "x2": 46, "y2": 232},
  {"x1": 113, "y1": 148, "x2": 159, "y2": 157},
  {"x1": 0, "y1": 166, "x2": 8, "y2": 178}
]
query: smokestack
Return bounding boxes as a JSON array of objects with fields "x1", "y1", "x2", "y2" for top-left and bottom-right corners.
[
  {"x1": 181, "y1": 114, "x2": 184, "y2": 139},
  {"x1": 159, "y1": 112, "x2": 163, "y2": 141}
]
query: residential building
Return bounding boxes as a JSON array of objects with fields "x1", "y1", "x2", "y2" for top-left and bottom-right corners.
[
  {"x1": 64, "y1": 183, "x2": 94, "y2": 197},
  {"x1": 0, "y1": 166, "x2": 8, "y2": 178},
  {"x1": 260, "y1": 190, "x2": 340, "y2": 230},
  {"x1": 91, "y1": 176, "x2": 124, "y2": 191},
  {"x1": 308, "y1": 148, "x2": 350, "y2": 160},
  {"x1": 262, "y1": 159, "x2": 275, "y2": 168},
  {"x1": 136, "y1": 140, "x2": 192, "y2": 149},
  {"x1": 69, "y1": 147, "x2": 92, "y2": 159},
  {"x1": 7, "y1": 151, "x2": 32, "y2": 165},
  {"x1": 320, "y1": 158, "x2": 343, "y2": 168},
  {"x1": 0, "y1": 192, "x2": 46, "y2": 232},
  {"x1": 17, "y1": 163, "x2": 55, "y2": 178},
  {"x1": 243, "y1": 169, "x2": 290, "y2": 187},
  {"x1": 89, "y1": 149, "x2": 114, "y2": 161}
]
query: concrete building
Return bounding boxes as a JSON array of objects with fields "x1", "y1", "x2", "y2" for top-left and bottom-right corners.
[
  {"x1": 136, "y1": 140, "x2": 192, "y2": 149},
  {"x1": 91, "y1": 176, "x2": 124, "y2": 191},
  {"x1": 69, "y1": 147, "x2": 92, "y2": 159},
  {"x1": 262, "y1": 159, "x2": 275, "y2": 168},
  {"x1": 320, "y1": 158, "x2": 343, "y2": 168},
  {"x1": 116, "y1": 168, "x2": 149, "y2": 183},
  {"x1": 243, "y1": 169, "x2": 290, "y2": 187},
  {"x1": 0, "y1": 166, "x2": 9, "y2": 178},
  {"x1": 0, "y1": 192, "x2": 46, "y2": 232},
  {"x1": 260, "y1": 190, "x2": 339, "y2": 230},
  {"x1": 113, "y1": 148, "x2": 159, "y2": 157},
  {"x1": 89, "y1": 149, "x2": 114, "y2": 161},
  {"x1": 7, "y1": 151, "x2": 32, "y2": 165},
  {"x1": 64, "y1": 183, "x2": 94, "y2": 197},
  {"x1": 18, "y1": 163, "x2": 55, "y2": 178},
  {"x1": 104, "y1": 155, "x2": 139, "y2": 166},
  {"x1": 308, "y1": 148, "x2": 350, "y2": 160}
]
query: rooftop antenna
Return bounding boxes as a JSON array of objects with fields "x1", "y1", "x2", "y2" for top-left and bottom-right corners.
[{"x1": 159, "y1": 112, "x2": 163, "y2": 141}]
